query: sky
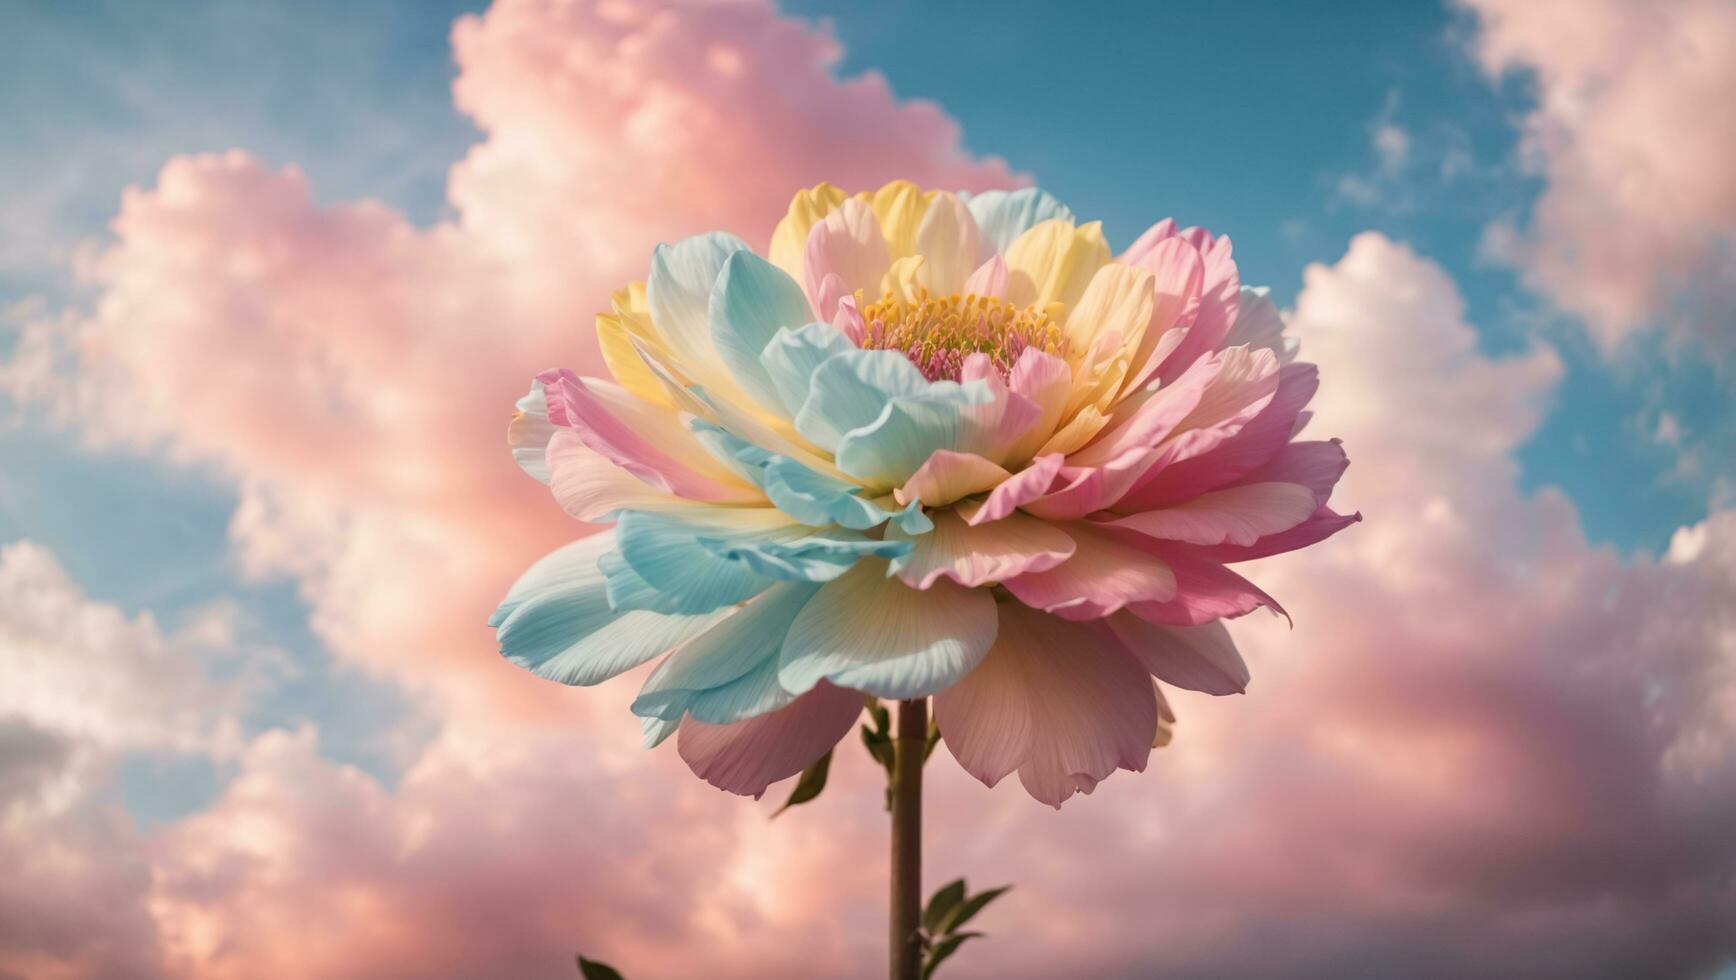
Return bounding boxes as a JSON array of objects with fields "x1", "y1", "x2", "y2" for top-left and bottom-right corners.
[{"x1": 0, "y1": 0, "x2": 1732, "y2": 978}]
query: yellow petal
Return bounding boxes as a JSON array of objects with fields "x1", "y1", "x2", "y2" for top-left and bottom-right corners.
[
  {"x1": 612, "y1": 280, "x2": 649, "y2": 315},
  {"x1": 882, "y1": 255, "x2": 927, "y2": 304},
  {"x1": 597, "y1": 308, "x2": 676, "y2": 409},
  {"x1": 870, "y1": 179, "x2": 936, "y2": 261},
  {"x1": 768, "y1": 182, "x2": 848, "y2": 282},
  {"x1": 913, "y1": 191, "x2": 984, "y2": 295},
  {"x1": 1038, "y1": 404, "x2": 1110, "y2": 457},
  {"x1": 1063, "y1": 263, "x2": 1155, "y2": 361},
  {"x1": 1003, "y1": 219, "x2": 1111, "y2": 311}
]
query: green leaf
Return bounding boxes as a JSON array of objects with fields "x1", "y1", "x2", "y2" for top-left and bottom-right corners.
[
  {"x1": 938, "y1": 885, "x2": 1010, "y2": 935},
  {"x1": 576, "y1": 954, "x2": 625, "y2": 980},
  {"x1": 772, "y1": 750, "x2": 832, "y2": 818},
  {"x1": 922, "y1": 878, "x2": 967, "y2": 935},
  {"x1": 923, "y1": 716, "x2": 940, "y2": 762},
  {"x1": 921, "y1": 932, "x2": 982, "y2": 980}
]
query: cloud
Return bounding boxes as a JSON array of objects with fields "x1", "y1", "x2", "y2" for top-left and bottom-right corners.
[
  {"x1": 0, "y1": 540, "x2": 246, "y2": 980},
  {"x1": 1460, "y1": 0, "x2": 1736, "y2": 355},
  {"x1": 4, "y1": 1, "x2": 1735, "y2": 977}
]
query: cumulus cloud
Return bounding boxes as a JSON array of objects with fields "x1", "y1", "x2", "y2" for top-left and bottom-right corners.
[
  {"x1": 1461, "y1": 0, "x2": 1736, "y2": 354},
  {"x1": 4, "y1": 0, "x2": 1735, "y2": 977}
]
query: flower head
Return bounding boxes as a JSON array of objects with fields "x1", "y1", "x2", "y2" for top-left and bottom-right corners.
[{"x1": 494, "y1": 182, "x2": 1357, "y2": 807}]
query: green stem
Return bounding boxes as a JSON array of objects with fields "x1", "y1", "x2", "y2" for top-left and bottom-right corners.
[{"x1": 890, "y1": 698, "x2": 926, "y2": 980}]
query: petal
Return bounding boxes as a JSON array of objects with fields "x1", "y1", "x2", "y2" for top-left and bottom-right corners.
[
  {"x1": 610, "y1": 508, "x2": 796, "y2": 614},
  {"x1": 805, "y1": 198, "x2": 890, "y2": 319},
  {"x1": 677, "y1": 681, "x2": 864, "y2": 798},
  {"x1": 870, "y1": 179, "x2": 932, "y2": 260},
  {"x1": 1118, "y1": 361, "x2": 1317, "y2": 508},
  {"x1": 1122, "y1": 237, "x2": 1205, "y2": 393},
  {"x1": 492, "y1": 536, "x2": 734, "y2": 685},
  {"x1": 1003, "y1": 348, "x2": 1073, "y2": 464},
  {"x1": 1062, "y1": 263, "x2": 1155, "y2": 365},
  {"x1": 887, "y1": 510, "x2": 1074, "y2": 589},
  {"x1": 1118, "y1": 217, "x2": 1178, "y2": 265},
  {"x1": 1003, "y1": 219, "x2": 1111, "y2": 311},
  {"x1": 895, "y1": 449, "x2": 1011, "y2": 508},
  {"x1": 540, "y1": 370, "x2": 761, "y2": 504},
  {"x1": 1101, "y1": 481, "x2": 1319, "y2": 547},
  {"x1": 509, "y1": 379, "x2": 557, "y2": 484},
  {"x1": 1241, "y1": 439, "x2": 1349, "y2": 505},
  {"x1": 962, "y1": 453, "x2": 1065, "y2": 525},
  {"x1": 793, "y1": 348, "x2": 930, "y2": 451},
  {"x1": 965, "y1": 187, "x2": 1075, "y2": 254},
  {"x1": 757, "y1": 321, "x2": 861, "y2": 429},
  {"x1": 632, "y1": 582, "x2": 821, "y2": 722},
  {"x1": 962, "y1": 254, "x2": 1008, "y2": 298},
  {"x1": 709, "y1": 250, "x2": 817, "y2": 413},
  {"x1": 955, "y1": 353, "x2": 1043, "y2": 465},
  {"x1": 779, "y1": 559, "x2": 998, "y2": 699},
  {"x1": 1067, "y1": 354, "x2": 1218, "y2": 469},
  {"x1": 914, "y1": 191, "x2": 985, "y2": 294},
  {"x1": 1221, "y1": 285, "x2": 1299, "y2": 364},
  {"x1": 1193, "y1": 506, "x2": 1362, "y2": 563},
  {"x1": 1126, "y1": 547, "x2": 1286, "y2": 626},
  {"x1": 1024, "y1": 447, "x2": 1166, "y2": 521},
  {"x1": 833, "y1": 384, "x2": 994, "y2": 489},
  {"x1": 647, "y1": 231, "x2": 752, "y2": 374},
  {"x1": 1001, "y1": 522, "x2": 1177, "y2": 619},
  {"x1": 934, "y1": 602, "x2": 1154, "y2": 807},
  {"x1": 768, "y1": 182, "x2": 848, "y2": 283},
  {"x1": 1107, "y1": 614, "x2": 1250, "y2": 695},
  {"x1": 546, "y1": 430, "x2": 693, "y2": 523},
  {"x1": 696, "y1": 527, "x2": 910, "y2": 582},
  {"x1": 1152, "y1": 231, "x2": 1241, "y2": 385}
]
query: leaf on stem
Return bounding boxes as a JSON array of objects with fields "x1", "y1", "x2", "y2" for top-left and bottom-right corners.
[
  {"x1": 772, "y1": 749, "x2": 833, "y2": 818},
  {"x1": 922, "y1": 879, "x2": 967, "y2": 935},
  {"x1": 921, "y1": 932, "x2": 982, "y2": 980},
  {"x1": 576, "y1": 954, "x2": 625, "y2": 980}
]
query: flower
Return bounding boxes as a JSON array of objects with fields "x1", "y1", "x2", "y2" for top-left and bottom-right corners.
[{"x1": 493, "y1": 182, "x2": 1357, "y2": 807}]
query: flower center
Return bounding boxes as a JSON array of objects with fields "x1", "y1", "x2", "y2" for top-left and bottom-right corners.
[{"x1": 858, "y1": 292, "x2": 1065, "y2": 382}]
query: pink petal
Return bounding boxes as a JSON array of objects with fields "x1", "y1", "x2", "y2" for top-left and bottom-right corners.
[
  {"x1": 805, "y1": 198, "x2": 890, "y2": 319},
  {"x1": 896, "y1": 449, "x2": 1012, "y2": 508},
  {"x1": 1122, "y1": 237, "x2": 1204, "y2": 392},
  {"x1": 676, "y1": 681, "x2": 863, "y2": 799},
  {"x1": 962, "y1": 254, "x2": 1008, "y2": 298},
  {"x1": 1152, "y1": 231, "x2": 1241, "y2": 384},
  {"x1": 889, "y1": 510, "x2": 1075, "y2": 589},
  {"x1": 538, "y1": 369, "x2": 761, "y2": 505},
  {"x1": 1119, "y1": 361, "x2": 1318, "y2": 509},
  {"x1": 1002, "y1": 523, "x2": 1177, "y2": 620},
  {"x1": 935, "y1": 602, "x2": 1154, "y2": 807},
  {"x1": 1107, "y1": 614, "x2": 1250, "y2": 695},
  {"x1": 1068, "y1": 351, "x2": 1218, "y2": 468},
  {"x1": 1126, "y1": 546, "x2": 1286, "y2": 626},
  {"x1": 1240, "y1": 439, "x2": 1349, "y2": 505},
  {"x1": 1004, "y1": 348, "x2": 1073, "y2": 462},
  {"x1": 1193, "y1": 506, "x2": 1362, "y2": 563},
  {"x1": 832, "y1": 292, "x2": 866, "y2": 345},
  {"x1": 1118, "y1": 217, "x2": 1178, "y2": 265},
  {"x1": 957, "y1": 353, "x2": 1042, "y2": 464},
  {"x1": 1021, "y1": 446, "x2": 1170, "y2": 521},
  {"x1": 545, "y1": 430, "x2": 690, "y2": 522},
  {"x1": 1100, "y1": 481, "x2": 1319, "y2": 547},
  {"x1": 961, "y1": 453, "x2": 1064, "y2": 525}
]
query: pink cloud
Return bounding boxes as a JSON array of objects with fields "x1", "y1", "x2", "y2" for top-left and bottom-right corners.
[
  {"x1": 1462, "y1": 0, "x2": 1736, "y2": 354},
  {"x1": 3, "y1": 1, "x2": 1735, "y2": 977}
]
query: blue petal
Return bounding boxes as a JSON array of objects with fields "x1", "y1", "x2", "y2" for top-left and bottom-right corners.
[
  {"x1": 695, "y1": 528, "x2": 910, "y2": 581},
  {"x1": 647, "y1": 232, "x2": 750, "y2": 361},
  {"x1": 709, "y1": 251, "x2": 815, "y2": 412},
  {"x1": 689, "y1": 418, "x2": 897, "y2": 531},
  {"x1": 611, "y1": 509, "x2": 797, "y2": 614},
  {"x1": 631, "y1": 581, "x2": 819, "y2": 723},
  {"x1": 491, "y1": 537, "x2": 732, "y2": 686},
  {"x1": 760, "y1": 322, "x2": 857, "y2": 417},
  {"x1": 833, "y1": 380, "x2": 994, "y2": 486},
  {"x1": 965, "y1": 188, "x2": 1075, "y2": 254},
  {"x1": 793, "y1": 349, "x2": 930, "y2": 451}
]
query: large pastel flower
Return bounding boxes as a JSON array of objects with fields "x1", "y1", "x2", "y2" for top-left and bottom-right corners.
[{"x1": 493, "y1": 182, "x2": 1356, "y2": 807}]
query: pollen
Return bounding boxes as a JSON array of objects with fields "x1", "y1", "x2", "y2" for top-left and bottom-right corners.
[{"x1": 858, "y1": 291, "x2": 1066, "y2": 382}]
